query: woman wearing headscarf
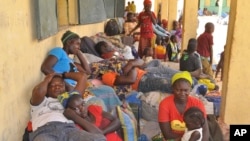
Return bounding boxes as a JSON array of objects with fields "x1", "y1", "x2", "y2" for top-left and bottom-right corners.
[
  {"x1": 158, "y1": 71, "x2": 209, "y2": 141},
  {"x1": 128, "y1": 0, "x2": 157, "y2": 58},
  {"x1": 41, "y1": 30, "x2": 91, "y2": 91}
]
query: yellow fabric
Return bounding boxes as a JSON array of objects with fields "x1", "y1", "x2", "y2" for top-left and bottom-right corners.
[
  {"x1": 170, "y1": 120, "x2": 186, "y2": 132},
  {"x1": 198, "y1": 78, "x2": 216, "y2": 90},
  {"x1": 171, "y1": 71, "x2": 192, "y2": 85}
]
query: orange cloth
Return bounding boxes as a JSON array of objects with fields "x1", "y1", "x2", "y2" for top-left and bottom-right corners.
[
  {"x1": 102, "y1": 72, "x2": 117, "y2": 87},
  {"x1": 131, "y1": 68, "x2": 146, "y2": 90},
  {"x1": 101, "y1": 52, "x2": 114, "y2": 59}
]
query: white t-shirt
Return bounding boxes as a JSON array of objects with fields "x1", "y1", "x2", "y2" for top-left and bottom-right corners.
[
  {"x1": 181, "y1": 128, "x2": 203, "y2": 141},
  {"x1": 31, "y1": 97, "x2": 72, "y2": 131}
]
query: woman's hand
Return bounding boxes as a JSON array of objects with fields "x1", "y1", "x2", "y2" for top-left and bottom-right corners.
[
  {"x1": 69, "y1": 45, "x2": 80, "y2": 55},
  {"x1": 43, "y1": 73, "x2": 56, "y2": 83}
]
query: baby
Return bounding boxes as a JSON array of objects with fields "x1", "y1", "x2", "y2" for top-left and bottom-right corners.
[{"x1": 181, "y1": 107, "x2": 205, "y2": 141}]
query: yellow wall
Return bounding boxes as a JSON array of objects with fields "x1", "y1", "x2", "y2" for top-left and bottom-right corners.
[
  {"x1": 221, "y1": 0, "x2": 250, "y2": 124},
  {"x1": 161, "y1": 0, "x2": 169, "y2": 23},
  {"x1": 168, "y1": 0, "x2": 178, "y2": 30},
  {"x1": 181, "y1": 0, "x2": 199, "y2": 51},
  {"x1": 0, "y1": 0, "x2": 104, "y2": 140}
]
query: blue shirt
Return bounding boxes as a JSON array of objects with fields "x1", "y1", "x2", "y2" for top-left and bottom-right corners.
[{"x1": 49, "y1": 47, "x2": 77, "y2": 86}]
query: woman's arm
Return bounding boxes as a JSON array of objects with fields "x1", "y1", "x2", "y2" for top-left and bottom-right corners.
[
  {"x1": 159, "y1": 122, "x2": 182, "y2": 140},
  {"x1": 41, "y1": 55, "x2": 58, "y2": 75},
  {"x1": 189, "y1": 68, "x2": 202, "y2": 78},
  {"x1": 63, "y1": 71, "x2": 87, "y2": 94},
  {"x1": 101, "y1": 111, "x2": 121, "y2": 135},
  {"x1": 114, "y1": 67, "x2": 137, "y2": 85},
  {"x1": 122, "y1": 59, "x2": 145, "y2": 75},
  {"x1": 75, "y1": 50, "x2": 91, "y2": 75},
  {"x1": 149, "y1": 11, "x2": 157, "y2": 25},
  {"x1": 30, "y1": 73, "x2": 55, "y2": 106}
]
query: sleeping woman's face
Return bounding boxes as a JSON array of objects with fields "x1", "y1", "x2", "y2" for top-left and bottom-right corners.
[
  {"x1": 101, "y1": 42, "x2": 114, "y2": 53},
  {"x1": 68, "y1": 97, "x2": 88, "y2": 118}
]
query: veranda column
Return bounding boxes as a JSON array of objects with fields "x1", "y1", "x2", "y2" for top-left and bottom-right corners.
[
  {"x1": 161, "y1": 0, "x2": 169, "y2": 25},
  {"x1": 221, "y1": 0, "x2": 250, "y2": 124},
  {"x1": 181, "y1": 0, "x2": 199, "y2": 51},
  {"x1": 167, "y1": 0, "x2": 178, "y2": 31}
]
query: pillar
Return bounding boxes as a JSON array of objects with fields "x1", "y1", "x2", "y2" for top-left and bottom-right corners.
[
  {"x1": 181, "y1": 0, "x2": 199, "y2": 51},
  {"x1": 167, "y1": 0, "x2": 178, "y2": 31},
  {"x1": 161, "y1": 0, "x2": 169, "y2": 26},
  {"x1": 221, "y1": 0, "x2": 250, "y2": 124}
]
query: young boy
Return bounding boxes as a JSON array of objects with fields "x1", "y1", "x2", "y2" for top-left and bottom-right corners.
[
  {"x1": 128, "y1": 0, "x2": 157, "y2": 58},
  {"x1": 197, "y1": 22, "x2": 215, "y2": 78},
  {"x1": 167, "y1": 35, "x2": 180, "y2": 62},
  {"x1": 215, "y1": 45, "x2": 225, "y2": 81}
]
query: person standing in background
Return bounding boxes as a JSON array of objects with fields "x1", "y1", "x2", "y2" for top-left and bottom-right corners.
[
  {"x1": 197, "y1": 22, "x2": 215, "y2": 78},
  {"x1": 130, "y1": 1, "x2": 136, "y2": 13},
  {"x1": 128, "y1": 0, "x2": 157, "y2": 58}
]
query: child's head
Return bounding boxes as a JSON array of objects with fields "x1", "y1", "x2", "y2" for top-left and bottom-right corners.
[
  {"x1": 143, "y1": 47, "x2": 153, "y2": 57},
  {"x1": 172, "y1": 20, "x2": 179, "y2": 30},
  {"x1": 184, "y1": 107, "x2": 205, "y2": 130},
  {"x1": 162, "y1": 19, "x2": 168, "y2": 29},
  {"x1": 95, "y1": 41, "x2": 113, "y2": 56},
  {"x1": 127, "y1": 12, "x2": 135, "y2": 22},
  {"x1": 67, "y1": 94, "x2": 88, "y2": 118},
  {"x1": 170, "y1": 35, "x2": 178, "y2": 43},
  {"x1": 205, "y1": 22, "x2": 214, "y2": 33}
]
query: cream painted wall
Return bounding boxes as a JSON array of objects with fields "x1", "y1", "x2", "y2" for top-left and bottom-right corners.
[
  {"x1": 0, "y1": 0, "x2": 104, "y2": 140},
  {"x1": 221, "y1": 0, "x2": 250, "y2": 124},
  {"x1": 181, "y1": 0, "x2": 199, "y2": 51},
  {"x1": 161, "y1": 0, "x2": 169, "y2": 22},
  {"x1": 167, "y1": 0, "x2": 178, "y2": 30}
]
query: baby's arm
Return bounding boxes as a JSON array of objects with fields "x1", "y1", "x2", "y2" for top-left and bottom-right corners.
[{"x1": 188, "y1": 130, "x2": 201, "y2": 141}]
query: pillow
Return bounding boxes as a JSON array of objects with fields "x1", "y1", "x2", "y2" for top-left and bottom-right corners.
[
  {"x1": 115, "y1": 105, "x2": 137, "y2": 141},
  {"x1": 80, "y1": 36, "x2": 100, "y2": 57},
  {"x1": 74, "y1": 52, "x2": 103, "y2": 64}
]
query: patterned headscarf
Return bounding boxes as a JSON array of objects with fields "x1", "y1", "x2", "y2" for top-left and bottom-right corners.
[{"x1": 57, "y1": 91, "x2": 79, "y2": 108}]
